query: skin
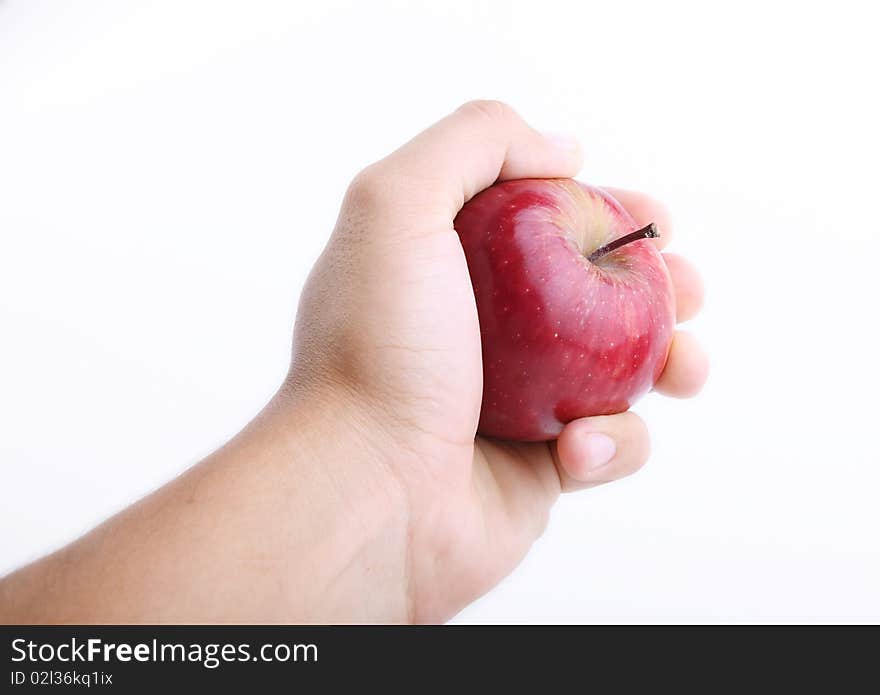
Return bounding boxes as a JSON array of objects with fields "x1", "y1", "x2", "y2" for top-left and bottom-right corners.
[{"x1": 0, "y1": 101, "x2": 708, "y2": 624}]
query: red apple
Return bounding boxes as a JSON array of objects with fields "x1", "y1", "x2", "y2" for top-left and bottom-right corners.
[{"x1": 454, "y1": 179, "x2": 675, "y2": 441}]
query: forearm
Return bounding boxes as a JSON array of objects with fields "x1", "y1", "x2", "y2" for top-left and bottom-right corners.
[{"x1": 0, "y1": 387, "x2": 409, "y2": 623}]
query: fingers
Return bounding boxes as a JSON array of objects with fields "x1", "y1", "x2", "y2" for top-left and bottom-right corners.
[
  {"x1": 552, "y1": 412, "x2": 651, "y2": 493},
  {"x1": 654, "y1": 330, "x2": 709, "y2": 398},
  {"x1": 601, "y1": 187, "x2": 674, "y2": 250},
  {"x1": 349, "y1": 100, "x2": 583, "y2": 228},
  {"x1": 663, "y1": 252, "x2": 705, "y2": 322},
  {"x1": 600, "y1": 188, "x2": 706, "y2": 322},
  {"x1": 601, "y1": 193, "x2": 707, "y2": 390}
]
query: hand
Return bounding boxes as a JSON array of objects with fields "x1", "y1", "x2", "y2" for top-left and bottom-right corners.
[
  {"x1": 0, "y1": 101, "x2": 707, "y2": 625},
  {"x1": 289, "y1": 101, "x2": 708, "y2": 621}
]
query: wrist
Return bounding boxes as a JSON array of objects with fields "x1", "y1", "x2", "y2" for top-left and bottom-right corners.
[{"x1": 261, "y1": 376, "x2": 414, "y2": 622}]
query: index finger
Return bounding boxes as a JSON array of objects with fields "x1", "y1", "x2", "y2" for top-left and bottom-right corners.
[{"x1": 354, "y1": 101, "x2": 584, "y2": 227}]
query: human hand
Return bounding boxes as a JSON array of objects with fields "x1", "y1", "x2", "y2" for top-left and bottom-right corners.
[
  {"x1": 0, "y1": 101, "x2": 706, "y2": 625},
  {"x1": 288, "y1": 101, "x2": 708, "y2": 622}
]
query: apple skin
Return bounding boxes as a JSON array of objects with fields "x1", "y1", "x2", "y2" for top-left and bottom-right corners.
[{"x1": 454, "y1": 179, "x2": 675, "y2": 442}]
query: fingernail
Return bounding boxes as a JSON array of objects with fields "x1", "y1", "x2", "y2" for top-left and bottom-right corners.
[
  {"x1": 543, "y1": 132, "x2": 581, "y2": 154},
  {"x1": 578, "y1": 432, "x2": 616, "y2": 478}
]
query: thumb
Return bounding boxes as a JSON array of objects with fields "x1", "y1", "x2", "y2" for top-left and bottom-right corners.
[{"x1": 552, "y1": 412, "x2": 651, "y2": 492}]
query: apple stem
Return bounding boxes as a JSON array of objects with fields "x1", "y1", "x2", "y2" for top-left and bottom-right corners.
[{"x1": 587, "y1": 223, "x2": 659, "y2": 262}]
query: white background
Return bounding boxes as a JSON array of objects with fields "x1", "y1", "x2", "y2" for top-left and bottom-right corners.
[{"x1": 1, "y1": 1, "x2": 878, "y2": 623}]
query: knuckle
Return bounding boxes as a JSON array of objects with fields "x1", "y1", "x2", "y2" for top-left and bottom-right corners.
[
  {"x1": 342, "y1": 163, "x2": 409, "y2": 227},
  {"x1": 345, "y1": 164, "x2": 387, "y2": 206},
  {"x1": 336, "y1": 167, "x2": 387, "y2": 243},
  {"x1": 457, "y1": 99, "x2": 516, "y2": 124}
]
